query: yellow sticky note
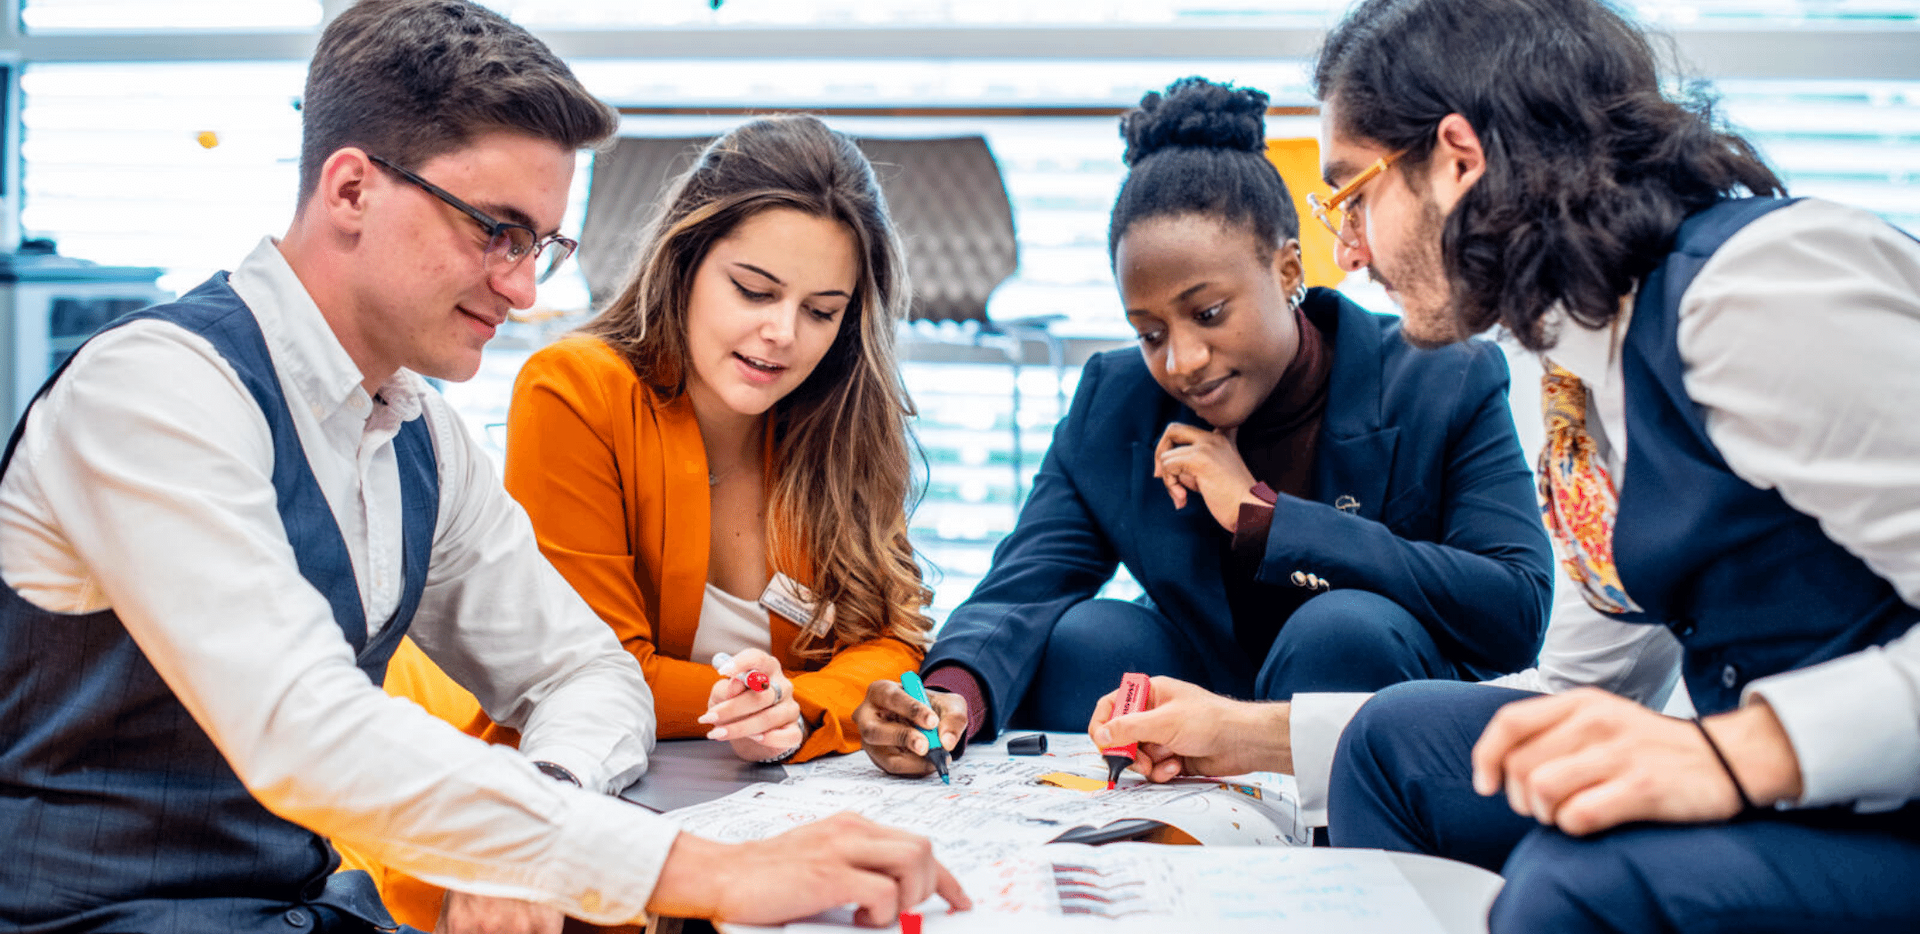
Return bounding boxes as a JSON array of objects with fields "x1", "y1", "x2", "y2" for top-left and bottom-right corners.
[{"x1": 1036, "y1": 771, "x2": 1109, "y2": 792}]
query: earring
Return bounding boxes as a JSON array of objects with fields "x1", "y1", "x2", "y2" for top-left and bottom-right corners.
[{"x1": 1289, "y1": 282, "x2": 1308, "y2": 311}]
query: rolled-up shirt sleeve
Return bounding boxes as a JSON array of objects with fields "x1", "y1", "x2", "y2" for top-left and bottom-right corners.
[
  {"x1": 1681, "y1": 199, "x2": 1920, "y2": 811},
  {"x1": 1743, "y1": 629, "x2": 1920, "y2": 810},
  {"x1": 406, "y1": 390, "x2": 656, "y2": 796},
  {"x1": 2, "y1": 324, "x2": 676, "y2": 923},
  {"x1": 1291, "y1": 553, "x2": 1684, "y2": 826},
  {"x1": 1289, "y1": 692, "x2": 1374, "y2": 827}
]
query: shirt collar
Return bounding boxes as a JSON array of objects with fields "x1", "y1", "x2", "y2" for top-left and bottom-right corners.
[
  {"x1": 226, "y1": 236, "x2": 426, "y2": 426},
  {"x1": 1536, "y1": 288, "x2": 1636, "y2": 386}
]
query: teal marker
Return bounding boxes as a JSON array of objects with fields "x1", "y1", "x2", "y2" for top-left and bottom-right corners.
[{"x1": 899, "y1": 671, "x2": 951, "y2": 784}]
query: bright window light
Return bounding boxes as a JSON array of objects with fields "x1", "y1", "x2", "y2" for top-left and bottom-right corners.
[{"x1": 22, "y1": 0, "x2": 321, "y2": 32}]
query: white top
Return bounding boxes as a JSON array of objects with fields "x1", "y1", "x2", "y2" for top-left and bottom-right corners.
[
  {"x1": 1293, "y1": 199, "x2": 1920, "y2": 822},
  {"x1": 689, "y1": 582, "x2": 773, "y2": 666},
  {"x1": 0, "y1": 237, "x2": 676, "y2": 923}
]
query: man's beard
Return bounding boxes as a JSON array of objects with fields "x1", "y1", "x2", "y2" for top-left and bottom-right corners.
[{"x1": 1392, "y1": 194, "x2": 1474, "y2": 349}]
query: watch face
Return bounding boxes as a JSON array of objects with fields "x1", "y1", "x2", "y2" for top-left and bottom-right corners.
[{"x1": 534, "y1": 761, "x2": 581, "y2": 786}]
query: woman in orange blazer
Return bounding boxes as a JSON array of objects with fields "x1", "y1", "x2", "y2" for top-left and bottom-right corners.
[
  {"x1": 525, "y1": 114, "x2": 932, "y2": 763},
  {"x1": 359, "y1": 115, "x2": 935, "y2": 932}
]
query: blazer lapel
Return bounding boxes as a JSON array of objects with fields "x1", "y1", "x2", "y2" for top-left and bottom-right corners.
[
  {"x1": 1310, "y1": 296, "x2": 1398, "y2": 522},
  {"x1": 761, "y1": 417, "x2": 810, "y2": 667},
  {"x1": 1131, "y1": 409, "x2": 1232, "y2": 642},
  {"x1": 650, "y1": 390, "x2": 708, "y2": 663}
]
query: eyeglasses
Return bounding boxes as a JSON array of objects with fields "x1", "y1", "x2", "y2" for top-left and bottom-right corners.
[
  {"x1": 1306, "y1": 152, "x2": 1401, "y2": 249},
  {"x1": 368, "y1": 153, "x2": 577, "y2": 284}
]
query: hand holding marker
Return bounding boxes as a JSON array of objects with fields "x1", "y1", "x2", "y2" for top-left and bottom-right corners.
[
  {"x1": 899, "y1": 671, "x2": 951, "y2": 784},
  {"x1": 711, "y1": 652, "x2": 770, "y2": 692},
  {"x1": 1100, "y1": 673, "x2": 1153, "y2": 789}
]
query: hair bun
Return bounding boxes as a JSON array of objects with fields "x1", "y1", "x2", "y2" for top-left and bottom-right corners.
[{"x1": 1120, "y1": 76, "x2": 1270, "y2": 167}]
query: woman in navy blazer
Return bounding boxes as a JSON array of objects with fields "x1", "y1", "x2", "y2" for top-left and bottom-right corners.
[{"x1": 857, "y1": 77, "x2": 1551, "y2": 770}]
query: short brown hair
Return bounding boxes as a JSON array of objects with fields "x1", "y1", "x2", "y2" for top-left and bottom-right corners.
[{"x1": 299, "y1": 0, "x2": 617, "y2": 198}]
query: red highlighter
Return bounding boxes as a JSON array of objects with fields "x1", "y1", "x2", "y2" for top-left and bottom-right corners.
[{"x1": 1100, "y1": 672, "x2": 1152, "y2": 790}]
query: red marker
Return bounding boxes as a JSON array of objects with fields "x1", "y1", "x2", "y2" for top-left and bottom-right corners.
[
  {"x1": 711, "y1": 652, "x2": 770, "y2": 692},
  {"x1": 1100, "y1": 672, "x2": 1152, "y2": 789},
  {"x1": 900, "y1": 911, "x2": 923, "y2": 934}
]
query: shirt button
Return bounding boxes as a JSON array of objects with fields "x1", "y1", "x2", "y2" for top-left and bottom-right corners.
[
  {"x1": 284, "y1": 909, "x2": 309, "y2": 927},
  {"x1": 1720, "y1": 664, "x2": 1740, "y2": 690},
  {"x1": 1671, "y1": 618, "x2": 1696, "y2": 638}
]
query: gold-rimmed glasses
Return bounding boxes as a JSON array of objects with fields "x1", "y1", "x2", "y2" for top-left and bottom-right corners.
[{"x1": 1307, "y1": 152, "x2": 1401, "y2": 248}]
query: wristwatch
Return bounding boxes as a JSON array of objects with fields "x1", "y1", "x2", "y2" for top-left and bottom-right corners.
[{"x1": 533, "y1": 760, "x2": 582, "y2": 787}]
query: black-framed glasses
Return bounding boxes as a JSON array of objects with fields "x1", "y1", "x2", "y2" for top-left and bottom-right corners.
[{"x1": 368, "y1": 153, "x2": 577, "y2": 284}]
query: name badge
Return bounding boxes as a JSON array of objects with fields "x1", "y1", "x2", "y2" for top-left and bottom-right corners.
[{"x1": 760, "y1": 572, "x2": 835, "y2": 638}]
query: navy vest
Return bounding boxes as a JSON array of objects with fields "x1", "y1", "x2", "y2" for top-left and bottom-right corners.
[
  {"x1": 1613, "y1": 197, "x2": 1920, "y2": 714},
  {"x1": 0, "y1": 275, "x2": 437, "y2": 933}
]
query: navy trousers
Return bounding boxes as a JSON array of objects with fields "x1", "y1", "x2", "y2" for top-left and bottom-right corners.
[
  {"x1": 1330, "y1": 681, "x2": 1920, "y2": 933},
  {"x1": 1011, "y1": 590, "x2": 1460, "y2": 732}
]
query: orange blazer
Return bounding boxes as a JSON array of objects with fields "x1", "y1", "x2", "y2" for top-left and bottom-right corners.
[{"x1": 503, "y1": 334, "x2": 924, "y2": 759}]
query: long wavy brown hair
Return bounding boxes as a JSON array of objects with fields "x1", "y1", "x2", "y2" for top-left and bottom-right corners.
[{"x1": 579, "y1": 115, "x2": 932, "y2": 657}]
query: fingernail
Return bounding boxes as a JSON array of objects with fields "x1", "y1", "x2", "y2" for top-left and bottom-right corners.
[
  {"x1": 1091, "y1": 728, "x2": 1109, "y2": 746},
  {"x1": 911, "y1": 736, "x2": 926, "y2": 755},
  {"x1": 708, "y1": 727, "x2": 727, "y2": 740},
  {"x1": 922, "y1": 713, "x2": 938, "y2": 729},
  {"x1": 696, "y1": 713, "x2": 715, "y2": 725}
]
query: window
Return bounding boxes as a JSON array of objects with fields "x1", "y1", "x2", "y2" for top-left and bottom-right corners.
[
  {"x1": 22, "y1": 0, "x2": 321, "y2": 32},
  {"x1": 12, "y1": 11, "x2": 1918, "y2": 620}
]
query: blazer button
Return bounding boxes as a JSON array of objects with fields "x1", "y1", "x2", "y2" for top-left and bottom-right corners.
[
  {"x1": 1720, "y1": 664, "x2": 1739, "y2": 690},
  {"x1": 284, "y1": 909, "x2": 310, "y2": 928}
]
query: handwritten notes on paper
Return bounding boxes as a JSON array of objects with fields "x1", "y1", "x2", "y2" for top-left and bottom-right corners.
[
  {"x1": 766, "y1": 731, "x2": 1308, "y2": 850},
  {"x1": 773, "y1": 846, "x2": 1449, "y2": 934},
  {"x1": 671, "y1": 732, "x2": 1408, "y2": 932},
  {"x1": 662, "y1": 776, "x2": 1064, "y2": 876}
]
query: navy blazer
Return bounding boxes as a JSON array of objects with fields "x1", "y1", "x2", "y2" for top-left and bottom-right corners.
[{"x1": 925, "y1": 288, "x2": 1553, "y2": 738}]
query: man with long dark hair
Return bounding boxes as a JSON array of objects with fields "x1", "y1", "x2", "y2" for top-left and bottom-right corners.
[{"x1": 1310, "y1": 0, "x2": 1920, "y2": 930}]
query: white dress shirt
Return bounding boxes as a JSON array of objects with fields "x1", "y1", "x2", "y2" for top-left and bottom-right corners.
[
  {"x1": 1527, "y1": 199, "x2": 1920, "y2": 812},
  {"x1": 0, "y1": 238, "x2": 675, "y2": 922},
  {"x1": 1294, "y1": 198, "x2": 1920, "y2": 823}
]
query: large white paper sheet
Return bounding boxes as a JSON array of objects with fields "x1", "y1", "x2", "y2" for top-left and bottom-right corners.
[{"x1": 766, "y1": 845, "x2": 1447, "y2": 934}]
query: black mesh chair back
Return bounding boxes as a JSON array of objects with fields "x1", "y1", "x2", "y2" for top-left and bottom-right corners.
[
  {"x1": 578, "y1": 134, "x2": 1019, "y2": 323},
  {"x1": 856, "y1": 135, "x2": 1019, "y2": 326}
]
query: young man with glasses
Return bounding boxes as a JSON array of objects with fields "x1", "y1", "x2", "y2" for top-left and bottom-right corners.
[
  {"x1": 1309, "y1": 0, "x2": 1920, "y2": 930},
  {"x1": 0, "y1": 2, "x2": 963, "y2": 932}
]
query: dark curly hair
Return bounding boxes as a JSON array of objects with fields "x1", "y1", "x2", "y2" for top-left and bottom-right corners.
[
  {"x1": 1107, "y1": 76, "x2": 1301, "y2": 264},
  {"x1": 1313, "y1": 0, "x2": 1784, "y2": 350},
  {"x1": 300, "y1": 0, "x2": 617, "y2": 200}
]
